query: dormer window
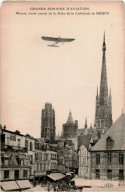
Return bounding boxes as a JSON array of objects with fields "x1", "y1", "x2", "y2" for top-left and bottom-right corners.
[{"x1": 106, "y1": 136, "x2": 114, "y2": 150}]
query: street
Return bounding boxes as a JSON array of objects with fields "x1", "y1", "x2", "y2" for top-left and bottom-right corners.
[{"x1": 25, "y1": 184, "x2": 125, "y2": 192}]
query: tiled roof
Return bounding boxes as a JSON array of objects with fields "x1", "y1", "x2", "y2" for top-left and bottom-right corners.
[
  {"x1": 78, "y1": 134, "x2": 92, "y2": 149},
  {"x1": 91, "y1": 113, "x2": 125, "y2": 151}
]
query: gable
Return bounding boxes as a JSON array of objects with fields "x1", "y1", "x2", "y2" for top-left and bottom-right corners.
[{"x1": 91, "y1": 114, "x2": 125, "y2": 151}]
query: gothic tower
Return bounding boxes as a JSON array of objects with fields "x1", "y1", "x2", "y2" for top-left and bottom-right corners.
[
  {"x1": 41, "y1": 103, "x2": 56, "y2": 140},
  {"x1": 62, "y1": 111, "x2": 78, "y2": 139},
  {"x1": 94, "y1": 33, "x2": 112, "y2": 137}
]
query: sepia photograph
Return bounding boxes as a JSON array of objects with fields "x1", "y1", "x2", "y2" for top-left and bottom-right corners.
[{"x1": 0, "y1": 0, "x2": 125, "y2": 192}]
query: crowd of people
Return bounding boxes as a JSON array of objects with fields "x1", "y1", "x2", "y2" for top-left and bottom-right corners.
[{"x1": 46, "y1": 180, "x2": 77, "y2": 192}]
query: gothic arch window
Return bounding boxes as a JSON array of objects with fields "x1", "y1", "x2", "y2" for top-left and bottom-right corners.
[{"x1": 106, "y1": 136, "x2": 114, "y2": 150}]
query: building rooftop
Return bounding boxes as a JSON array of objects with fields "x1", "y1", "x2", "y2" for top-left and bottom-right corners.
[
  {"x1": 1, "y1": 125, "x2": 34, "y2": 139},
  {"x1": 78, "y1": 134, "x2": 92, "y2": 149},
  {"x1": 91, "y1": 113, "x2": 125, "y2": 151}
]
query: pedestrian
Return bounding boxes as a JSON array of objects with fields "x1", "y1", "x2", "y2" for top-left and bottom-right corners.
[
  {"x1": 61, "y1": 184, "x2": 64, "y2": 192},
  {"x1": 56, "y1": 184, "x2": 58, "y2": 192},
  {"x1": 53, "y1": 183, "x2": 56, "y2": 192},
  {"x1": 47, "y1": 182, "x2": 50, "y2": 192},
  {"x1": 54, "y1": 186, "x2": 56, "y2": 192},
  {"x1": 48, "y1": 184, "x2": 50, "y2": 192}
]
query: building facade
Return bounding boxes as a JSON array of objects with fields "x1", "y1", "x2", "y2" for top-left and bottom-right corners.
[
  {"x1": 56, "y1": 140, "x2": 78, "y2": 174},
  {"x1": 0, "y1": 125, "x2": 35, "y2": 181},
  {"x1": 41, "y1": 103, "x2": 56, "y2": 140},
  {"x1": 0, "y1": 124, "x2": 58, "y2": 185},
  {"x1": 62, "y1": 112, "x2": 78, "y2": 139},
  {"x1": 90, "y1": 114, "x2": 125, "y2": 181},
  {"x1": 59, "y1": 148, "x2": 78, "y2": 173},
  {"x1": 46, "y1": 149, "x2": 57, "y2": 171},
  {"x1": 77, "y1": 118, "x2": 88, "y2": 136},
  {"x1": 34, "y1": 139, "x2": 46, "y2": 181},
  {"x1": 78, "y1": 145, "x2": 89, "y2": 178},
  {"x1": 94, "y1": 33, "x2": 112, "y2": 137}
]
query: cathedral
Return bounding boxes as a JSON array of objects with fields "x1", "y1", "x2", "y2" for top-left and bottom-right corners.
[
  {"x1": 41, "y1": 103, "x2": 56, "y2": 140},
  {"x1": 62, "y1": 112, "x2": 78, "y2": 139},
  {"x1": 94, "y1": 33, "x2": 112, "y2": 137}
]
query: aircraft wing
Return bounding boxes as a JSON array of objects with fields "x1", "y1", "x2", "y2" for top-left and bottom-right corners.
[
  {"x1": 42, "y1": 36, "x2": 59, "y2": 42},
  {"x1": 42, "y1": 36, "x2": 75, "y2": 42},
  {"x1": 60, "y1": 38, "x2": 75, "y2": 42}
]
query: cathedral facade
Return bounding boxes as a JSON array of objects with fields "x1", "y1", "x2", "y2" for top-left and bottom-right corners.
[
  {"x1": 41, "y1": 103, "x2": 56, "y2": 140},
  {"x1": 94, "y1": 33, "x2": 112, "y2": 137}
]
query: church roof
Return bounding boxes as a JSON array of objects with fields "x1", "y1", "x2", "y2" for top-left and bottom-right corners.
[
  {"x1": 78, "y1": 134, "x2": 92, "y2": 149},
  {"x1": 67, "y1": 112, "x2": 74, "y2": 124},
  {"x1": 91, "y1": 113, "x2": 125, "y2": 151}
]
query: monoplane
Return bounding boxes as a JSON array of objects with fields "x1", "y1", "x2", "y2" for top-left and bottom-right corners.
[{"x1": 41, "y1": 36, "x2": 75, "y2": 47}]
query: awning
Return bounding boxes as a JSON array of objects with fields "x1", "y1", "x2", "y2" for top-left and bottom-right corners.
[
  {"x1": 0, "y1": 187, "x2": 4, "y2": 192},
  {"x1": 29, "y1": 175, "x2": 34, "y2": 179},
  {"x1": 47, "y1": 173, "x2": 66, "y2": 181},
  {"x1": 24, "y1": 186, "x2": 47, "y2": 192},
  {"x1": 66, "y1": 173, "x2": 72, "y2": 175},
  {"x1": 0, "y1": 181, "x2": 20, "y2": 191},
  {"x1": 66, "y1": 172, "x2": 74, "y2": 175},
  {"x1": 71, "y1": 175, "x2": 78, "y2": 181},
  {"x1": 16, "y1": 180, "x2": 33, "y2": 189},
  {"x1": 23, "y1": 188, "x2": 33, "y2": 192}
]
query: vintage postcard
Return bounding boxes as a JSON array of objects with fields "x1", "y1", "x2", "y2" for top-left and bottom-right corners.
[{"x1": 0, "y1": 0, "x2": 125, "y2": 192}]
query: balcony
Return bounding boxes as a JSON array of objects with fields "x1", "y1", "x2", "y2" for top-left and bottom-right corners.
[{"x1": 3, "y1": 146, "x2": 28, "y2": 153}]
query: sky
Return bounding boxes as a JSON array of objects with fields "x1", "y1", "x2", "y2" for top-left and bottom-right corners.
[{"x1": 0, "y1": 1, "x2": 125, "y2": 138}]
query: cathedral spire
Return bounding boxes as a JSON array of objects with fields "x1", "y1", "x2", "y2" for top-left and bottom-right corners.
[
  {"x1": 100, "y1": 31, "x2": 108, "y2": 105},
  {"x1": 96, "y1": 86, "x2": 98, "y2": 99},
  {"x1": 67, "y1": 111, "x2": 73, "y2": 124},
  {"x1": 103, "y1": 30, "x2": 105, "y2": 43},
  {"x1": 90, "y1": 123, "x2": 92, "y2": 129},
  {"x1": 85, "y1": 117, "x2": 87, "y2": 128},
  {"x1": 94, "y1": 33, "x2": 112, "y2": 137},
  {"x1": 110, "y1": 87, "x2": 111, "y2": 96},
  {"x1": 61, "y1": 131, "x2": 63, "y2": 138},
  {"x1": 58, "y1": 131, "x2": 60, "y2": 139}
]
